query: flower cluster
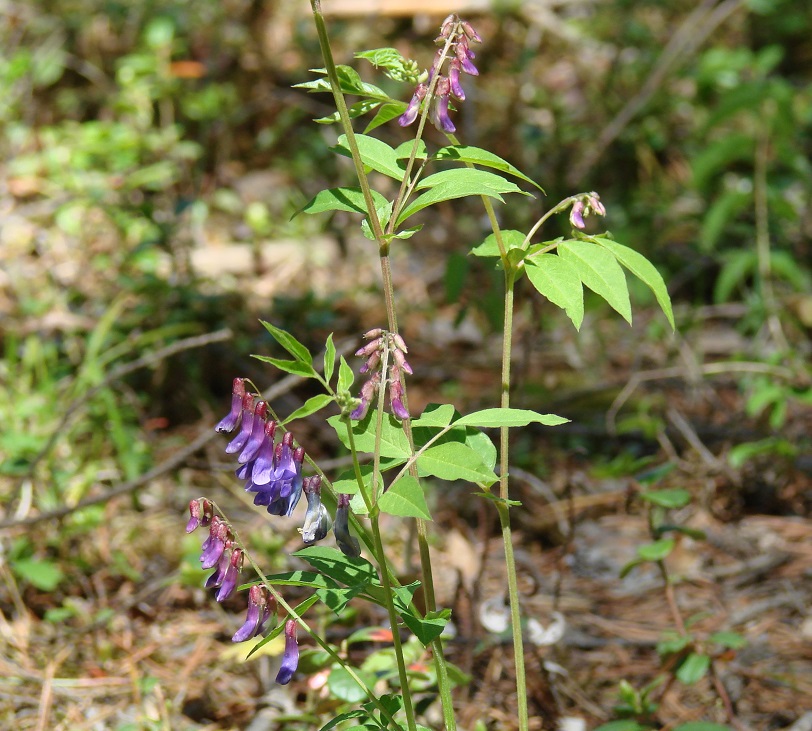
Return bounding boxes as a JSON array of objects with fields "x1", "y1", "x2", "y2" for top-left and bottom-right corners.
[
  {"x1": 399, "y1": 14, "x2": 482, "y2": 134},
  {"x1": 187, "y1": 498, "x2": 244, "y2": 603},
  {"x1": 187, "y1": 503, "x2": 300, "y2": 683},
  {"x1": 216, "y1": 378, "x2": 304, "y2": 517},
  {"x1": 569, "y1": 193, "x2": 607, "y2": 230},
  {"x1": 351, "y1": 329, "x2": 412, "y2": 422}
]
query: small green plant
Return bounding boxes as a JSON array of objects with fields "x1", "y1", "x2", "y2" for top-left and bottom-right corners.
[
  {"x1": 596, "y1": 472, "x2": 744, "y2": 731},
  {"x1": 184, "y1": 7, "x2": 674, "y2": 731}
]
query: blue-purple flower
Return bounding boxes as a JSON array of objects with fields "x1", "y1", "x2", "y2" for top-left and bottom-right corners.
[
  {"x1": 232, "y1": 584, "x2": 274, "y2": 643},
  {"x1": 215, "y1": 378, "x2": 246, "y2": 433},
  {"x1": 334, "y1": 493, "x2": 361, "y2": 557},
  {"x1": 301, "y1": 476, "x2": 332, "y2": 544},
  {"x1": 275, "y1": 619, "x2": 299, "y2": 685},
  {"x1": 186, "y1": 498, "x2": 213, "y2": 533}
]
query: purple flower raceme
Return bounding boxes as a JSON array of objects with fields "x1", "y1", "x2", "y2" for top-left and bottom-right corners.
[
  {"x1": 351, "y1": 329, "x2": 413, "y2": 422},
  {"x1": 398, "y1": 14, "x2": 482, "y2": 133},
  {"x1": 275, "y1": 619, "x2": 299, "y2": 685}
]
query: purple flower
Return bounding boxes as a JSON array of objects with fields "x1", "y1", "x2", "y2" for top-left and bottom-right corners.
[
  {"x1": 351, "y1": 371, "x2": 381, "y2": 421},
  {"x1": 200, "y1": 517, "x2": 229, "y2": 570},
  {"x1": 267, "y1": 445, "x2": 304, "y2": 517},
  {"x1": 301, "y1": 476, "x2": 332, "y2": 544},
  {"x1": 232, "y1": 585, "x2": 273, "y2": 643},
  {"x1": 205, "y1": 547, "x2": 231, "y2": 590},
  {"x1": 449, "y1": 59, "x2": 465, "y2": 101},
  {"x1": 275, "y1": 619, "x2": 299, "y2": 685},
  {"x1": 570, "y1": 200, "x2": 586, "y2": 230},
  {"x1": 186, "y1": 498, "x2": 212, "y2": 533},
  {"x1": 215, "y1": 378, "x2": 246, "y2": 433},
  {"x1": 334, "y1": 493, "x2": 361, "y2": 557},
  {"x1": 389, "y1": 367, "x2": 409, "y2": 420},
  {"x1": 456, "y1": 38, "x2": 479, "y2": 76},
  {"x1": 587, "y1": 193, "x2": 606, "y2": 217},
  {"x1": 398, "y1": 83, "x2": 428, "y2": 127},
  {"x1": 225, "y1": 393, "x2": 255, "y2": 454},
  {"x1": 251, "y1": 420, "x2": 278, "y2": 485},
  {"x1": 430, "y1": 78, "x2": 455, "y2": 134},
  {"x1": 238, "y1": 401, "x2": 269, "y2": 463},
  {"x1": 216, "y1": 548, "x2": 242, "y2": 602}
]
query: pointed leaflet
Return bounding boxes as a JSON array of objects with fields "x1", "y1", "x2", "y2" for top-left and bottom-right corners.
[
  {"x1": 455, "y1": 408, "x2": 569, "y2": 428},
  {"x1": 253, "y1": 355, "x2": 318, "y2": 378},
  {"x1": 525, "y1": 254, "x2": 584, "y2": 330},
  {"x1": 558, "y1": 240, "x2": 632, "y2": 325},
  {"x1": 323, "y1": 333, "x2": 336, "y2": 385},
  {"x1": 327, "y1": 412, "x2": 410, "y2": 459},
  {"x1": 470, "y1": 229, "x2": 527, "y2": 259},
  {"x1": 378, "y1": 475, "x2": 432, "y2": 520},
  {"x1": 292, "y1": 546, "x2": 376, "y2": 588},
  {"x1": 396, "y1": 169, "x2": 526, "y2": 226},
  {"x1": 282, "y1": 394, "x2": 334, "y2": 424},
  {"x1": 434, "y1": 145, "x2": 544, "y2": 191},
  {"x1": 417, "y1": 442, "x2": 497, "y2": 486},
  {"x1": 315, "y1": 99, "x2": 381, "y2": 124},
  {"x1": 364, "y1": 101, "x2": 408, "y2": 133},
  {"x1": 259, "y1": 320, "x2": 313, "y2": 364},
  {"x1": 591, "y1": 236, "x2": 675, "y2": 330},
  {"x1": 300, "y1": 187, "x2": 390, "y2": 217},
  {"x1": 331, "y1": 134, "x2": 405, "y2": 181}
]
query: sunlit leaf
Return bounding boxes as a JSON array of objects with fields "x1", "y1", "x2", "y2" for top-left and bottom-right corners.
[
  {"x1": 378, "y1": 475, "x2": 432, "y2": 520},
  {"x1": 526, "y1": 253, "x2": 584, "y2": 330}
]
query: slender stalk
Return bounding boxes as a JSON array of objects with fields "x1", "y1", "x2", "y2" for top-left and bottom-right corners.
[{"x1": 497, "y1": 268, "x2": 530, "y2": 731}]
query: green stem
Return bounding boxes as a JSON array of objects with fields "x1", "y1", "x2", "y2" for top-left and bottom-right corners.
[{"x1": 498, "y1": 268, "x2": 529, "y2": 731}]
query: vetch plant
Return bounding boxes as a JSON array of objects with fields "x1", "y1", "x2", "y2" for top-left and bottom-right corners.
[{"x1": 185, "y1": 6, "x2": 675, "y2": 730}]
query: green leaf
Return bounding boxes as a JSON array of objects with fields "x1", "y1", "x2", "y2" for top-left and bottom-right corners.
[
  {"x1": 470, "y1": 229, "x2": 526, "y2": 258},
  {"x1": 593, "y1": 722, "x2": 651, "y2": 731},
  {"x1": 332, "y1": 134, "x2": 405, "y2": 180},
  {"x1": 676, "y1": 652, "x2": 710, "y2": 685},
  {"x1": 558, "y1": 240, "x2": 632, "y2": 324},
  {"x1": 656, "y1": 632, "x2": 692, "y2": 656},
  {"x1": 378, "y1": 475, "x2": 432, "y2": 520},
  {"x1": 12, "y1": 559, "x2": 64, "y2": 591},
  {"x1": 619, "y1": 558, "x2": 645, "y2": 579},
  {"x1": 295, "y1": 65, "x2": 387, "y2": 98},
  {"x1": 328, "y1": 411, "x2": 411, "y2": 459},
  {"x1": 526, "y1": 254, "x2": 584, "y2": 330},
  {"x1": 292, "y1": 546, "x2": 377, "y2": 588},
  {"x1": 282, "y1": 394, "x2": 334, "y2": 424},
  {"x1": 709, "y1": 631, "x2": 747, "y2": 649},
  {"x1": 411, "y1": 403, "x2": 456, "y2": 428},
  {"x1": 465, "y1": 428, "x2": 497, "y2": 471},
  {"x1": 639, "y1": 488, "x2": 692, "y2": 509},
  {"x1": 248, "y1": 594, "x2": 318, "y2": 657},
  {"x1": 318, "y1": 710, "x2": 370, "y2": 731},
  {"x1": 324, "y1": 333, "x2": 336, "y2": 385},
  {"x1": 331, "y1": 459, "x2": 405, "y2": 495},
  {"x1": 394, "y1": 139, "x2": 427, "y2": 162},
  {"x1": 673, "y1": 724, "x2": 733, "y2": 731},
  {"x1": 455, "y1": 408, "x2": 569, "y2": 429},
  {"x1": 591, "y1": 237, "x2": 675, "y2": 330},
  {"x1": 259, "y1": 321, "x2": 312, "y2": 364},
  {"x1": 417, "y1": 442, "x2": 498, "y2": 486},
  {"x1": 434, "y1": 145, "x2": 543, "y2": 190},
  {"x1": 315, "y1": 99, "x2": 381, "y2": 124},
  {"x1": 300, "y1": 187, "x2": 390, "y2": 217},
  {"x1": 259, "y1": 570, "x2": 340, "y2": 590},
  {"x1": 396, "y1": 169, "x2": 525, "y2": 226},
  {"x1": 317, "y1": 584, "x2": 364, "y2": 615},
  {"x1": 252, "y1": 355, "x2": 317, "y2": 378},
  {"x1": 328, "y1": 666, "x2": 377, "y2": 703},
  {"x1": 338, "y1": 355, "x2": 354, "y2": 392},
  {"x1": 400, "y1": 608, "x2": 451, "y2": 646},
  {"x1": 636, "y1": 538, "x2": 675, "y2": 561}
]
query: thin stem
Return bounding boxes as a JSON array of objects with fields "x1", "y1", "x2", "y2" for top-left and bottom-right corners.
[
  {"x1": 370, "y1": 515, "x2": 419, "y2": 731},
  {"x1": 497, "y1": 268, "x2": 530, "y2": 731}
]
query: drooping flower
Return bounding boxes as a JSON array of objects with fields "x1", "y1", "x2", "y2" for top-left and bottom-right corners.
[
  {"x1": 215, "y1": 378, "x2": 246, "y2": 433},
  {"x1": 275, "y1": 619, "x2": 299, "y2": 685},
  {"x1": 200, "y1": 516, "x2": 230, "y2": 569},
  {"x1": 430, "y1": 77, "x2": 455, "y2": 134},
  {"x1": 334, "y1": 493, "x2": 361, "y2": 557},
  {"x1": 216, "y1": 548, "x2": 243, "y2": 602},
  {"x1": 398, "y1": 83, "x2": 428, "y2": 127},
  {"x1": 232, "y1": 585, "x2": 273, "y2": 643},
  {"x1": 225, "y1": 393, "x2": 255, "y2": 454},
  {"x1": 238, "y1": 400, "x2": 269, "y2": 463},
  {"x1": 186, "y1": 498, "x2": 213, "y2": 533},
  {"x1": 301, "y1": 476, "x2": 332, "y2": 544},
  {"x1": 569, "y1": 200, "x2": 586, "y2": 230}
]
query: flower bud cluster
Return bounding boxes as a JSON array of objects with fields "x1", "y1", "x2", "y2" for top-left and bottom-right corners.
[
  {"x1": 187, "y1": 499, "x2": 243, "y2": 603},
  {"x1": 351, "y1": 329, "x2": 412, "y2": 422},
  {"x1": 398, "y1": 14, "x2": 482, "y2": 134},
  {"x1": 569, "y1": 192, "x2": 607, "y2": 230}
]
